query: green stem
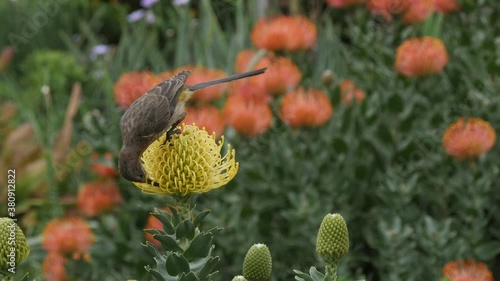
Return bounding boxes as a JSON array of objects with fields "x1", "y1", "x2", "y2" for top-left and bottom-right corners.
[
  {"x1": 325, "y1": 263, "x2": 338, "y2": 281},
  {"x1": 174, "y1": 195, "x2": 193, "y2": 221}
]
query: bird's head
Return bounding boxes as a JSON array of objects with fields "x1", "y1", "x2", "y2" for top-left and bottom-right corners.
[{"x1": 118, "y1": 147, "x2": 146, "y2": 183}]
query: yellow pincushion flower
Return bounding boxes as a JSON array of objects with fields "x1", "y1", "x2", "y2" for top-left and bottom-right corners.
[{"x1": 134, "y1": 124, "x2": 239, "y2": 196}]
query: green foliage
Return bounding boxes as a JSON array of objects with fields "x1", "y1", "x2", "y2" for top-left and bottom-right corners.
[
  {"x1": 144, "y1": 207, "x2": 220, "y2": 281},
  {"x1": 1, "y1": 0, "x2": 499, "y2": 281}
]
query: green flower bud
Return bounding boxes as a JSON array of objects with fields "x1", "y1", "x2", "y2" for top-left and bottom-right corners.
[
  {"x1": 315, "y1": 213, "x2": 349, "y2": 265},
  {"x1": 0, "y1": 218, "x2": 30, "y2": 271},
  {"x1": 232, "y1": 275, "x2": 248, "y2": 281},
  {"x1": 243, "y1": 243, "x2": 272, "y2": 281}
]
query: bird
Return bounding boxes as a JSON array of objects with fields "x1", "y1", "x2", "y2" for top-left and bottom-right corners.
[{"x1": 119, "y1": 67, "x2": 267, "y2": 184}]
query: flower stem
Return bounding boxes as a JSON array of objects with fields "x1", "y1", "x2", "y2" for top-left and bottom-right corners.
[
  {"x1": 325, "y1": 263, "x2": 338, "y2": 281},
  {"x1": 174, "y1": 194, "x2": 192, "y2": 221}
]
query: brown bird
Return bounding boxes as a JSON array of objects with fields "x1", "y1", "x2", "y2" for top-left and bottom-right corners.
[{"x1": 119, "y1": 68, "x2": 267, "y2": 184}]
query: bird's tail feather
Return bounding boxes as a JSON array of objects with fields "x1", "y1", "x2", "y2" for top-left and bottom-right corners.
[{"x1": 186, "y1": 68, "x2": 267, "y2": 92}]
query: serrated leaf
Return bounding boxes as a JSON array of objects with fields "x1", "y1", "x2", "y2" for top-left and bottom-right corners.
[
  {"x1": 154, "y1": 234, "x2": 184, "y2": 252},
  {"x1": 153, "y1": 211, "x2": 175, "y2": 235},
  {"x1": 143, "y1": 241, "x2": 162, "y2": 257},
  {"x1": 146, "y1": 268, "x2": 167, "y2": 281},
  {"x1": 193, "y1": 210, "x2": 211, "y2": 227},
  {"x1": 166, "y1": 253, "x2": 190, "y2": 276},
  {"x1": 184, "y1": 233, "x2": 213, "y2": 261},
  {"x1": 179, "y1": 272, "x2": 198, "y2": 281},
  {"x1": 198, "y1": 256, "x2": 220, "y2": 280},
  {"x1": 309, "y1": 267, "x2": 325, "y2": 281},
  {"x1": 176, "y1": 220, "x2": 195, "y2": 240}
]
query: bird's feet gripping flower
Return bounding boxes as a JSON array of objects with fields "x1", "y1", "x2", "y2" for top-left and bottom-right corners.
[{"x1": 118, "y1": 68, "x2": 265, "y2": 184}]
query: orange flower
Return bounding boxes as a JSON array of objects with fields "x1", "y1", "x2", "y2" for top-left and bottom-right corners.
[
  {"x1": 43, "y1": 252, "x2": 67, "y2": 281},
  {"x1": 257, "y1": 56, "x2": 302, "y2": 95},
  {"x1": 183, "y1": 105, "x2": 226, "y2": 137},
  {"x1": 234, "y1": 50, "x2": 301, "y2": 95},
  {"x1": 443, "y1": 260, "x2": 493, "y2": 281},
  {"x1": 77, "y1": 180, "x2": 123, "y2": 217},
  {"x1": 42, "y1": 217, "x2": 95, "y2": 260},
  {"x1": 175, "y1": 65, "x2": 228, "y2": 102},
  {"x1": 368, "y1": 0, "x2": 410, "y2": 20},
  {"x1": 340, "y1": 80, "x2": 365, "y2": 105},
  {"x1": 224, "y1": 93, "x2": 273, "y2": 137},
  {"x1": 326, "y1": 0, "x2": 365, "y2": 8},
  {"x1": 280, "y1": 88, "x2": 333, "y2": 128},
  {"x1": 402, "y1": 0, "x2": 434, "y2": 23},
  {"x1": 114, "y1": 71, "x2": 160, "y2": 108},
  {"x1": 442, "y1": 117, "x2": 496, "y2": 159},
  {"x1": 90, "y1": 152, "x2": 118, "y2": 178},
  {"x1": 251, "y1": 16, "x2": 317, "y2": 51},
  {"x1": 435, "y1": 0, "x2": 460, "y2": 13},
  {"x1": 395, "y1": 36, "x2": 448, "y2": 77},
  {"x1": 0, "y1": 46, "x2": 14, "y2": 73}
]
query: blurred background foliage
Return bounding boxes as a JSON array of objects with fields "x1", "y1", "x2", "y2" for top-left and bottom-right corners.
[{"x1": 0, "y1": 0, "x2": 499, "y2": 280}]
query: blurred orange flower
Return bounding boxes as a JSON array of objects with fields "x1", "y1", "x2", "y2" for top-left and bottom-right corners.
[
  {"x1": 251, "y1": 15, "x2": 317, "y2": 51},
  {"x1": 368, "y1": 0, "x2": 410, "y2": 20},
  {"x1": 0, "y1": 46, "x2": 14, "y2": 73},
  {"x1": 77, "y1": 180, "x2": 123, "y2": 217},
  {"x1": 175, "y1": 65, "x2": 228, "y2": 102},
  {"x1": 443, "y1": 260, "x2": 493, "y2": 281},
  {"x1": 280, "y1": 88, "x2": 333, "y2": 128},
  {"x1": 234, "y1": 50, "x2": 301, "y2": 95},
  {"x1": 395, "y1": 36, "x2": 448, "y2": 77},
  {"x1": 442, "y1": 117, "x2": 496, "y2": 159},
  {"x1": 257, "y1": 56, "x2": 302, "y2": 95},
  {"x1": 326, "y1": 0, "x2": 365, "y2": 8},
  {"x1": 114, "y1": 71, "x2": 160, "y2": 108},
  {"x1": 340, "y1": 80, "x2": 366, "y2": 105},
  {"x1": 224, "y1": 93, "x2": 273, "y2": 137},
  {"x1": 183, "y1": 105, "x2": 226, "y2": 137},
  {"x1": 402, "y1": 0, "x2": 434, "y2": 23},
  {"x1": 43, "y1": 252, "x2": 67, "y2": 281},
  {"x1": 42, "y1": 217, "x2": 94, "y2": 260},
  {"x1": 435, "y1": 0, "x2": 460, "y2": 13},
  {"x1": 90, "y1": 152, "x2": 119, "y2": 178}
]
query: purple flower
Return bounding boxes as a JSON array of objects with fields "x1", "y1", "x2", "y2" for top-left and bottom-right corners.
[
  {"x1": 145, "y1": 11, "x2": 156, "y2": 24},
  {"x1": 127, "y1": 9, "x2": 145, "y2": 22},
  {"x1": 173, "y1": 0, "x2": 190, "y2": 6},
  {"x1": 141, "y1": 0, "x2": 158, "y2": 8},
  {"x1": 90, "y1": 45, "x2": 110, "y2": 60}
]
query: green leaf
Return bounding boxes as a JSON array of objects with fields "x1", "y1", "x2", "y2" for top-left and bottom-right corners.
[
  {"x1": 309, "y1": 267, "x2": 325, "y2": 281},
  {"x1": 165, "y1": 253, "x2": 190, "y2": 276},
  {"x1": 154, "y1": 234, "x2": 184, "y2": 253},
  {"x1": 198, "y1": 256, "x2": 220, "y2": 280},
  {"x1": 153, "y1": 211, "x2": 175, "y2": 235},
  {"x1": 176, "y1": 220, "x2": 195, "y2": 240},
  {"x1": 193, "y1": 210, "x2": 211, "y2": 227},
  {"x1": 146, "y1": 268, "x2": 167, "y2": 281},
  {"x1": 184, "y1": 233, "x2": 213, "y2": 261},
  {"x1": 293, "y1": 270, "x2": 314, "y2": 281},
  {"x1": 170, "y1": 207, "x2": 181, "y2": 226},
  {"x1": 143, "y1": 241, "x2": 162, "y2": 258},
  {"x1": 179, "y1": 272, "x2": 198, "y2": 281},
  {"x1": 474, "y1": 241, "x2": 500, "y2": 260}
]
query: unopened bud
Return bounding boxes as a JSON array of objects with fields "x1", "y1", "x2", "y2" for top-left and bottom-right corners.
[
  {"x1": 321, "y1": 69, "x2": 335, "y2": 86},
  {"x1": 243, "y1": 243, "x2": 272, "y2": 281},
  {"x1": 316, "y1": 213, "x2": 349, "y2": 265},
  {"x1": 232, "y1": 275, "x2": 248, "y2": 281},
  {"x1": 0, "y1": 218, "x2": 30, "y2": 271}
]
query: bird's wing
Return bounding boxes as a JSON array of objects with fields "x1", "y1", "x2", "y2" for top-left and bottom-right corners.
[
  {"x1": 148, "y1": 70, "x2": 191, "y2": 101},
  {"x1": 120, "y1": 94, "x2": 174, "y2": 141}
]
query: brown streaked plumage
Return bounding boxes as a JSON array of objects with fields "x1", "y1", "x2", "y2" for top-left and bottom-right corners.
[{"x1": 119, "y1": 68, "x2": 267, "y2": 183}]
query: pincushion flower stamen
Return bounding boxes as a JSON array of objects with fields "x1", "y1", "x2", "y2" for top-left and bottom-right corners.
[{"x1": 133, "y1": 124, "x2": 239, "y2": 197}]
